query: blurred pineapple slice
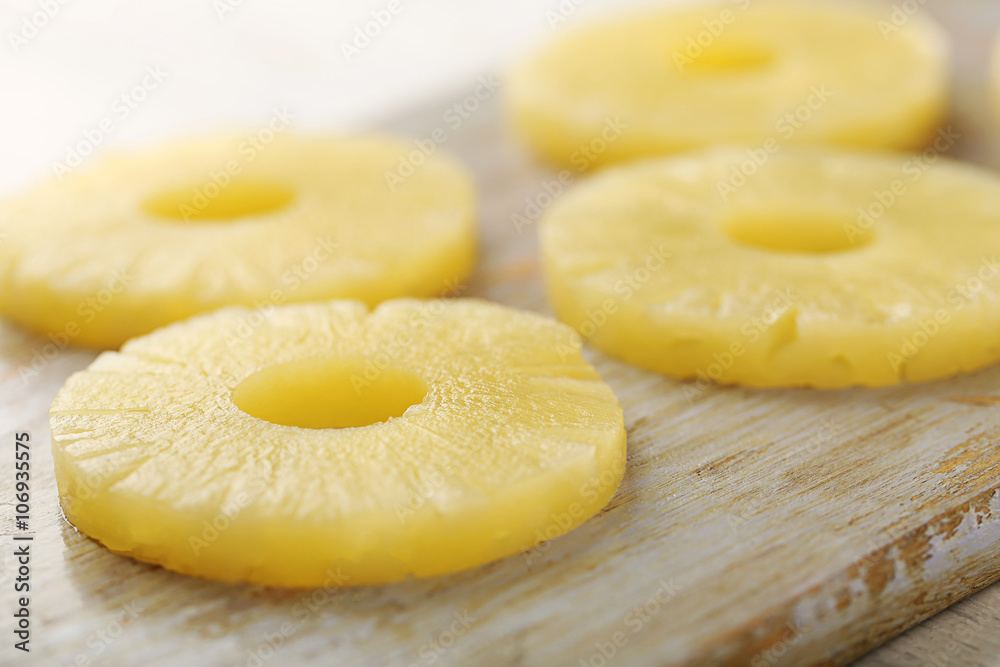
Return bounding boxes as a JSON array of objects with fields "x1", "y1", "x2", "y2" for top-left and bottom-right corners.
[
  {"x1": 508, "y1": 1, "x2": 949, "y2": 169},
  {"x1": 0, "y1": 133, "x2": 475, "y2": 348},
  {"x1": 50, "y1": 299, "x2": 626, "y2": 587},
  {"x1": 539, "y1": 146, "x2": 1000, "y2": 388}
]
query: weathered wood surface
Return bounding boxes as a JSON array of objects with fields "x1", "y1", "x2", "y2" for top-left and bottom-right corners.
[{"x1": 4, "y1": 1, "x2": 1000, "y2": 665}]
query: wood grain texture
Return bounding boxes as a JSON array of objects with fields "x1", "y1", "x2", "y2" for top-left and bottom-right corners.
[
  {"x1": 3, "y1": 1, "x2": 1000, "y2": 665},
  {"x1": 858, "y1": 583, "x2": 1000, "y2": 667}
]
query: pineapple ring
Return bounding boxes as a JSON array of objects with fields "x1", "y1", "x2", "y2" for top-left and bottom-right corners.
[
  {"x1": 540, "y1": 146, "x2": 1000, "y2": 389},
  {"x1": 507, "y1": 1, "x2": 949, "y2": 169},
  {"x1": 50, "y1": 298, "x2": 626, "y2": 587},
  {"x1": 0, "y1": 133, "x2": 475, "y2": 349}
]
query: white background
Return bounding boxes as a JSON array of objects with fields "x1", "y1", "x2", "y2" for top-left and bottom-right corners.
[{"x1": 0, "y1": 0, "x2": 670, "y2": 197}]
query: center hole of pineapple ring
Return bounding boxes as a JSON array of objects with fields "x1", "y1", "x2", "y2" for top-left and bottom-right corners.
[
  {"x1": 721, "y1": 207, "x2": 874, "y2": 254},
  {"x1": 232, "y1": 358, "x2": 428, "y2": 430},
  {"x1": 142, "y1": 178, "x2": 295, "y2": 222},
  {"x1": 681, "y1": 42, "x2": 775, "y2": 74}
]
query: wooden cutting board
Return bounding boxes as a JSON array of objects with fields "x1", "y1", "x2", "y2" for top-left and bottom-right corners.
[{"x1": 4, "y1": 1, "x2": 1000, "y2": 665}]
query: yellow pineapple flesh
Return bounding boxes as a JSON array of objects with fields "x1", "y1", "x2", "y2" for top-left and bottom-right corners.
[
  {"x1": 50, "y1": 298, "x2": 626, "y2": 587},
  {"x1": 540, "y1": 146, "x2": 1000, "y2": 388},
  {"x1": 0, "y1": 133, "x2": 475, "y2": 349},
  {"x1": 507, "y1": 1, "x2": 949, "y2": 169}
]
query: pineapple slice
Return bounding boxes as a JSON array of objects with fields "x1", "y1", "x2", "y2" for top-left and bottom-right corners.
[
  {"x1": 507, "y1": 1, "x2": 949, "y2": 169},
  {"x1": 50, "y1": 298, "x2": 626, "y2": 587},
  {"x1": 0, "y1": 133, "x2": 475, "y2": 349},
  {"x1": 539, "y1": 146, "x2": 1000, "y2": 389}
]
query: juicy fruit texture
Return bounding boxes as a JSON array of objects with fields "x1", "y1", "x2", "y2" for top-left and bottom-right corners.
[
  {"x1": 0, "y1": 134, "x2": 475, "y2": 349},
  {"x1": 50, "y1": 299, "x2": 626, "y2": 587},
  {"x1": 507, "y1": 1, "x2": 949, "y2": 169},
  {"x1": 539, "y1": 147, "x2": 1000, "y2": 388}
]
